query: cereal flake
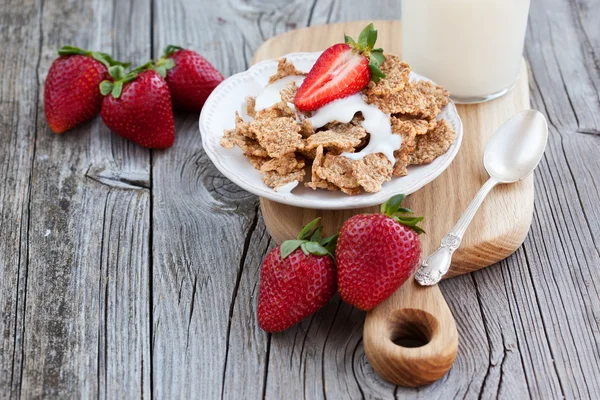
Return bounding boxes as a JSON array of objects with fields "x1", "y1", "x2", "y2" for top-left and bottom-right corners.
[
  {"x1": 268, "y1": 58, "x2": 306, "y2": 84},
  {"x1": 250, "y1": 116, "x2": 304, "y2": 158},
  {"x1": 409, "y1": 120, "x2": 455, "y2": 165},
  {"x1": 305, "y1": 123, "x2": 367, "y2": 151},
  {"x1": 366, "y1": 54, "x2": 411, "y2": 96},
  {"x1": 262, "y1": 168, "x2": 306, "y2": 190},
  {"x1": 260, "y1": 154, "x2": 305, "y2": 175},
  {"x1": 352, "y1": 153, "x2": 393, "y2": 193}
]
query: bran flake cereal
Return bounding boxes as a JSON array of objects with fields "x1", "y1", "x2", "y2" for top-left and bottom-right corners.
[{"x1": 222, "y1": 56, "x2": 455, "y2": 195}]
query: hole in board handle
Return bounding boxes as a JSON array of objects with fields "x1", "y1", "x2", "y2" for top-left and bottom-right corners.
[{"x1": 389, "y1": 309, "x2": 438, "y2": 349}]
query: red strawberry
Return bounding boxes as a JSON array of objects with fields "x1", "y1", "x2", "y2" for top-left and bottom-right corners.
[
  {"x1": 44, "y1": 46, "x2": 130, "y2": 133},
  {"x1": 100, "y1": 66, "x2": 175, "y2": 149},
  {"x1": 258, "y1": 219, "x2": 338, "y2": 332},
  {"x1": 152, "y1": 45, "x2": 224, "y2": 112},
  {"x1": 294, "y1": 23, "x2": 386, "y2": 112},
  {"x1": 336, "y1": 195, "x2": 423, "y2": 311}
]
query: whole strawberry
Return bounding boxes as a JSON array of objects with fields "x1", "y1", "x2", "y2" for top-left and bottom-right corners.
[
  {"x1": 258, "y1": 219, "x2": 338, "y2": 333},
  {"x1": 294, "y1": 23, "x2": 386, "y2": 112},
  {"x1": 44, "y1": 46, "x2": 130, "y2": 133},
  {"x1": 152, "y1": 45, "x2": 224, "y2": 112},
  {"x1": 336, "y1": 194, "x2": 423, "y2": 311},
  {"x1": 100, "y1": 65, "x2": 175, "y2": 149}
]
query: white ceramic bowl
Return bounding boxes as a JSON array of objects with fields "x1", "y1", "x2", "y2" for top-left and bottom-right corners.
[{"x1": 200, "y1": 52, "x2": 463, "y2": 210}]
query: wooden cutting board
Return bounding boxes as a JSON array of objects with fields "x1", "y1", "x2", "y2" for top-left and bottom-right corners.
[{"x1": 253, "y1": 21, "x2": 531, "y2": 387}]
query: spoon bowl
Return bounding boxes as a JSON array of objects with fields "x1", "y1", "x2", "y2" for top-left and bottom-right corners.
[{"x1": 484, "y1": 110, "x2": 548, "y2": 183}]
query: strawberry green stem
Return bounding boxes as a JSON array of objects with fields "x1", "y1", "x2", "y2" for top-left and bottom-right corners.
[
  {"x1": 163, "y1": 45, "x2": 184, "y2": 58},
  {"x1": 380, "y1": 194, "x2": 425, "y2": 234},
  {"x1": 280, "y1": 218, "x2": 339, "y2": 260},
  {"x1": 99, "y1": 61, "x2": 154, "y2": 99},
  {"x1": 148, "y1": 45, "x2": 184, "y2": 78},
  {"x1": 57, "y1": 45, "x2": 131, "y2": 69},
  {"x1": 343, "y1": 24, "x2": 386, "y2": 83}
]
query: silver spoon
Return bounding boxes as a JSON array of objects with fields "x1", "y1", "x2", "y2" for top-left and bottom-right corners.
[{"x1": 415, "y1": 110, "x2": 548, "y2": 286}]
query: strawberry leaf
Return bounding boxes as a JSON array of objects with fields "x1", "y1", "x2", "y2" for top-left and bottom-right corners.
[
  {"x1": 287, "y1": 218, "x2": 340, "y2": 260},
  {"x1": 111, "y1": 81, "x2": 124, "y2": 99},
  {"x1": 369, "y1": 64, "x2": 386, "y2": 83},
  {"x1": 91, "y1": 52, "x2": 131, "y2": 69},
  {"x1": 393, "y1": 216, "x2": 425, "y2": 234},
  {"x1": 367, "y1": 29, "x2": 378, "y2": 49},
  {"x1": 381, "y1": 194, "x2": 425, "y2": 234},
  {"x1": 57, "y1": 45, "x2": 88, "y2": 56},
  {"x1": 321, "y1": 233, "x2": 339, "y2": 256},
  {"x1": 344, "y1": 35, "x2": 356, "y2": 45},
  {"x1": 57, "y1": 46, "x2": 130, "y2": 69},
  {"x1": 108, "y1": 65, "x2": 125, "y2": 80},
  {"x1": 357, "y1": 23, "x2": 374, "y2": 48},
  {"x1": 320, "y1": 233, "x2": 338, "y2": 247},
  {"x1": 99, "y1": 80, "x2": 114, "y2": 96},
  {"x1": 393, "y1": 216, "x2": 426, "y2": 234},
  {"x1": 97, "y1": 52, "x2": 131, "y2": 68},
  {"x1": 156, "y1": 66, "x2": 167, "y2": 78},
  {"x1": 300, "y1": 242, "x2": 310, "y2": 255},
  {"x1": 381, "y1": 194, "x2": 406, "y2": 214},
  {"x1": 129, "y1": 61, "x2": 154, "y2": 75},
  {"x1": 310, "y1": 226, "x2": 323, "y2": 243},
  {"x1": 163, "y1": 58, "x2": 176, "y2": 70},
  {"x1": 303, "y1": 242, "x2": 330, "y2": 257},
  {"x1": 280, "y1": 239, "x2": 306, "y2": 259},
  {"x1": 163, "y1": 45, "x2": 184, "y2": 57},
  {"x1": 397, "y1": 216, "x2": 424, "y2": 224},
  {"x1": 152, "y1": 57, "x2": 176, "y2": 78},
  {"x1": 298, "y1": 218, "x2": 321, "y2": 240},
  {"x1": 413, "y1": 226, "x2": 426, "y2": 235},
  {"x1": 370, "y1": 50, "x2": 385, "y2": 67},
  {"x1": 121, "y1": 71, "x2": 139, "y2": 84}
]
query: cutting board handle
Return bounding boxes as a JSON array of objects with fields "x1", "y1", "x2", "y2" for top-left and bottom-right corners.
[{"x1": 363, "y1": 275, "x2": 458, "y2": 387}]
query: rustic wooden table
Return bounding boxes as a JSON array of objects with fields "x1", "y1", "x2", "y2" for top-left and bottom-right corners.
[{"x1": 1, "y1": 0, "x2": 599, "y2": 398}]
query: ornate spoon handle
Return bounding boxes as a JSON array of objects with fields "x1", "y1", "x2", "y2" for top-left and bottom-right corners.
[{"x1": 415, "y1": 178, "x2": 498, "y2": 286}]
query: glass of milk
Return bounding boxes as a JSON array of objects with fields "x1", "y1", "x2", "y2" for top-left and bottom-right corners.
[{"x1": 401, "y1": 0, "x2": 530, "y2": 104}]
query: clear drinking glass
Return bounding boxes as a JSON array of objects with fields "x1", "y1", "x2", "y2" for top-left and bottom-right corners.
[{"x1": 401, "y1": 0, "x2": 530, "y2": 104}]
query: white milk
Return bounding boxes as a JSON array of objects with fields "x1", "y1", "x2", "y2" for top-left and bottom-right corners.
[
  {"x1": 308, "y1": 94, "x2": 401, "y2": 165},
  {"x1": 276, "y1": 181, "x2": 299, "y2": 194},
  {"x1": 402, "y1": 0, "x2": 530, "y2": 103},
  {"x1": 254, "y1": 75, "x2": 305, "y2": 111}
]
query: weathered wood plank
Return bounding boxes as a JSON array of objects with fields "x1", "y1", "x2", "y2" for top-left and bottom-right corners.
[
  {"x1": 309, "y1": 0, "x2": 401, "y2": 26},
  {"x1": 150, "y1": 1, "x2": 319, "y2": 398},
  {"x1": 97, "y1": 191, "x2": 151, "y2": 399},
  {"x1": 221, "y1": 215, "x2": 272, "y2": 399},
  {"x1": 521, "y1": 0, "x2": 600, "y2": 397},
  {"x1": 0, "y1": 0, "x2": 40, "y2": 396},
  {"x1": 16, "y1": 0, "x2": 152, "y2": 397},
  {"x1": 149, "y1": 117, "x2": 260, "y2": 399}
]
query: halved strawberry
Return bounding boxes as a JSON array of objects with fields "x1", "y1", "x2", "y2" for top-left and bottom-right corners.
[{"x1": 294, "y1": 23, "x2": 385, "y2": 112}]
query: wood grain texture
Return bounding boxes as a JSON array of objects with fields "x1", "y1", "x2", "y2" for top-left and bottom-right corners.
[
  {"x1": 364, "y1": 278, "x2": 458, "y2": 387},
  {"x1": 11, "y1": 0, "x2": 152, "y2": 397},
  {"x1": 0, "y1": 0, "x2": 598, "y2": 398},
  {"x1": 150, "y1": 2, "x2": 274, "y2": 398},
  {"x1": 0, "y1": 0, "x2": 39, "y2": 396}
]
